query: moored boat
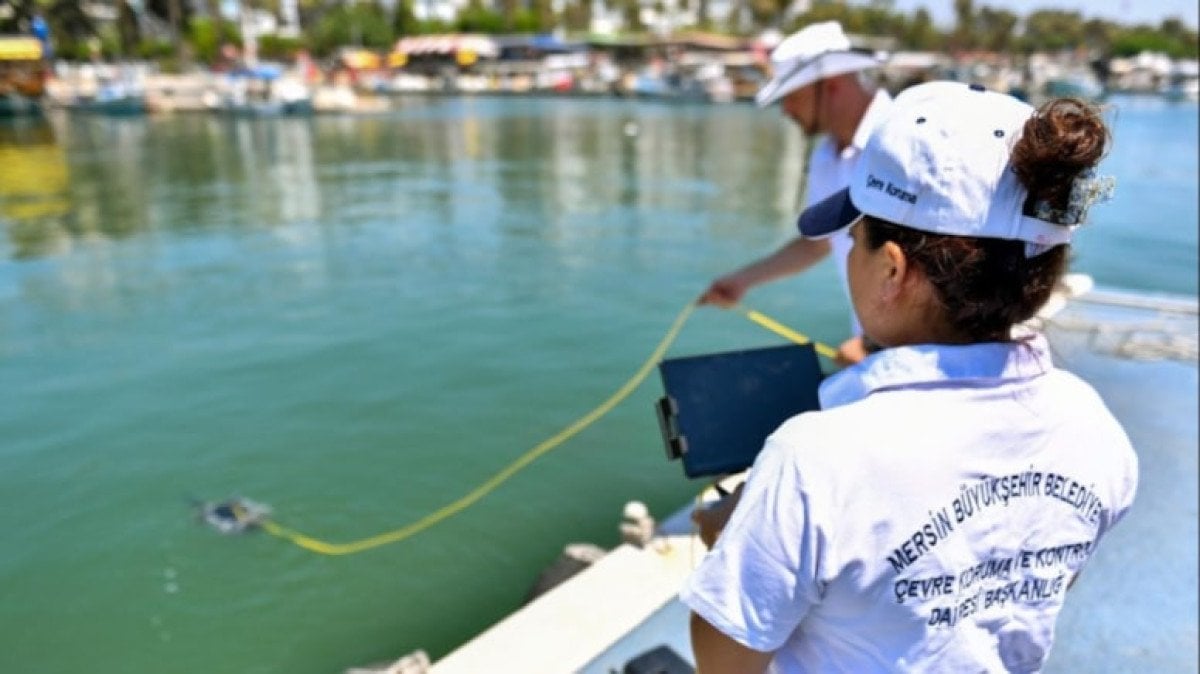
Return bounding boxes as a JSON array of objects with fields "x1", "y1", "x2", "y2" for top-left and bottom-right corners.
[
  {"x1": 204, "y1": 64, "x2": 314, "y2": 116},
  {"x1": 1043, "y1": 70, "x2": 1105, "y2": 100},
  {"x1": 0, "y1": 35, "x2": 48, "y2": 116}
]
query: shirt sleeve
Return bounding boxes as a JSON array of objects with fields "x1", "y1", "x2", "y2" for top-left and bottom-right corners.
[
  {"x1": 803, "y1": 138, "x2": 839, "y2": 207},
  {"x1": 680, "y1": 432, "x2": 828, "y2": 652},
  {"x1": 1103, "y1": 426, "x2": 1139, "y2": 533}
]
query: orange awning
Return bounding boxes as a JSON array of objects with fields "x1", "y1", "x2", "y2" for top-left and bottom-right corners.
[{"x1": 341, "y1": 49, "x2": 382, "y2": 69}]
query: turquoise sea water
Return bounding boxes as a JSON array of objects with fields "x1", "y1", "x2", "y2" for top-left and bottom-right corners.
[{"x1": 0, "y1": 94, "x2": 1195, "y2": 674}]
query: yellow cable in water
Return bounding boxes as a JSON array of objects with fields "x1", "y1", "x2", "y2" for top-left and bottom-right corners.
[
  {"x1": 261, "y1": 301, "x2": 835, "y2": 556},
  {"x1": 262, "y1": 301, "x2": 698, "y2": 555}
]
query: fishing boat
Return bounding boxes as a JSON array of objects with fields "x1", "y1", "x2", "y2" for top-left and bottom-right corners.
[
  {"x1": 0, "y1": 36, "x2": 48, "y2": 116},
  {"x1": 67, "y1": 80, "x2": 148, "y2": 115},
  {"x1": 1163, "y1": 78, "x2": 1200, "y2": 103},
  {"x1": 204, "y1": 64, "x2": 314, "y2": 117},
  {"x1": 1043, "y1": 69, "x2": 1105, "y2": 101},
  {"x1": 357, "y1": 276, "x2": 1198, "y2": 673},
  {"x1": 1162, "y1": 62, "x2": 1199, "y2": 103},
  {"x1": 53, "y1": 62, "x2": 149, "y2": 116}
]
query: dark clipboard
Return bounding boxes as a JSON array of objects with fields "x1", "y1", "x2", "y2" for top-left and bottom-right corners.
[{"x1": 655, "y1": 343, "x2": 823, "y2": 478}]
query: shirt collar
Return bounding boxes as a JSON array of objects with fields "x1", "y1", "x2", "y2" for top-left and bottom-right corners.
[
  {"x1": 850, "y1": 89, "x2": 893, "y2": 151},
  {"x1": 818, "y1": 335, "x2": 1055, "y2": 410}
]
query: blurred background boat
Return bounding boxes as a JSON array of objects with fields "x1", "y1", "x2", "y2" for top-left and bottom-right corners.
[
  {"x1": 203, "y1": 63, "x2": 313, "y2": 116},
  {"x1": 0, "y1": 35, "x2": 47, "y2": 116},
  {"x1": 1162, "y1": 59, "x2": 1200, "y2": 102},
  {"x1": 1043, "y1": 67, "x2": 1106, "y2": 99}
]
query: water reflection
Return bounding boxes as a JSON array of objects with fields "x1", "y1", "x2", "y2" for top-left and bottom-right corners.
[
  {"x1": 1, "y1": 99, "x2": 803, "y2": 265},
  {"x1": 0, "y1": 117, "x2": 72, "y2": 259}
]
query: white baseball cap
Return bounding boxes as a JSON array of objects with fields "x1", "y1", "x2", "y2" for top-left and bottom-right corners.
[
  {"x1": 797, "y1": 81, "x2": 1078, "y2": 250},
  {"x1": 755, "y1": 21, "x2": 883, "y2": 107}
]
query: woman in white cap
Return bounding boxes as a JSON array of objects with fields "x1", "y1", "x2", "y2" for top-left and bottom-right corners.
[{"x1": 683, "y1": 82, "x2": 1137, "y2": 673}]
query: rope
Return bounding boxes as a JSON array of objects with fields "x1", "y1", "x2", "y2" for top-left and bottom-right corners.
[{"x1": 261, "y1": 301, "x2": 835, "y2": 556}]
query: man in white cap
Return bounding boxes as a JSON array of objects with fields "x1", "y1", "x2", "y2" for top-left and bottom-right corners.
[{"x1": 699, "y1": 20, "x2": 891, "y2": 365}]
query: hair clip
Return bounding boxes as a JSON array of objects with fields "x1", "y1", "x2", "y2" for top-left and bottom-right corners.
[{"x1": 1034, "y1": 168, "x2": 1116, "y2": 226}]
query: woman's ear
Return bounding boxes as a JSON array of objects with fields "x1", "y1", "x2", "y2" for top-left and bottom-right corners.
[{"x1": 879, "y1": 240, "x2": 909, "y2": 301}]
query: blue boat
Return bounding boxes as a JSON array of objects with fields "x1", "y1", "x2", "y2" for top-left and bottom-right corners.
[{"x1": 66, "y1": 81, "x2": 147, "y2": 115}]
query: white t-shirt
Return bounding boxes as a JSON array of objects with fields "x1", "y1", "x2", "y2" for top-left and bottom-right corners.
[
  {"x1": 804, "y1": 89, "x2": 893, "y2": 336},
  {"x1": 681, "y1": 336, "x2": 1138, "y2": 673}
]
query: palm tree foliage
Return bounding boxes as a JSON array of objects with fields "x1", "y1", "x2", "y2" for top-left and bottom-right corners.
[{"x1": 0, "y1": 0, "x2": 1194, "y2": 63}]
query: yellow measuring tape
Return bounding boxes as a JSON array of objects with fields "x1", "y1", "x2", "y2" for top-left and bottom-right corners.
[
  {"x1": 737, "y1": 306, "x2": 839, "y2": 361},
  {"x1": 261, "y1": 301, "x2": 835, "y2": 555}
]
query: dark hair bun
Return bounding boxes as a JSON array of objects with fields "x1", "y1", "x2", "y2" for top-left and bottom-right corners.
[{"x1": 1011, "y1": 98, "x2": 1110, "y2": 217}]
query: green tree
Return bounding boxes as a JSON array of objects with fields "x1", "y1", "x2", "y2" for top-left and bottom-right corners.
[
  {"x1": 144, "y1": 0, "x2": 189, "y2": 51},
  {"x1": 456, "y1": 0, "x2": 504, "y2": 32},
  {"x1": 309, "y1": 0, "x2": 394, "y2": 55},
  {"x1": 1110, "y1": 22, "x2": 1199, "y2": 58},
  {"x1": 117, "y1": 0, "x2": 141, "y2": 55},
  {"x1": 512, "y1": 6, "x2": 542, "y2": 31},
  {"x1": 977, "y1": 7, "x2": 1016, "y2": 53},
  {"x1": 1021, "y1": 10, "x2": 1085, "y2": 53},
  {"x1": 187, "y1": 16, "x2": 238, "y2": 63},
  {"x1": 561, "y1": 0, "x2": 591, "y2": 31},
  {"x1": 790, "y1": 1, "x2": 855, "y2": 34},
  {"x1": 532, "y1": 0, "x2": 555, "y2": 31},
  {"x1": 622, "y1": 0, "x2": 643, "y2": 32},
  {"x1": 257, "y1": 33, "x2": 305, "y2": 59},
  {"x1": 500, "y1": 0, "x2": 520, "y2": 31},
  {"x1": 392, "y1": 0, "x2": 420, "y2": 36},
  {"x1": 858, "y1": 5, "x2": 896, "y2": 36},
  {"x1": 904, "y1": 7, "x2": 939, "y2": 51},
  {"x1": 949, "y1": 0, "x2": 975, "y2": 51},
  {"x1": 1081, "y1": 18, "x2": 1117, "y2": 52},
  {"x1": 198, "y1": 0, "x2": 228, "y2": 47}
]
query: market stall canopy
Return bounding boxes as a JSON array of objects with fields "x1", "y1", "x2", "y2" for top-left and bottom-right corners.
[
  {"x1": 494, "y1": 33, "x2": 588, "y2": 54},
  {"x1": 227, "y1": 63, "x2": 284, "y2": 80},
  {"x1": 667, "y1": 31, "x2": 751, "y2": 52},
  {"x1": 394, "y1": 34, "x2": 500, "y2": 59},
  {"x1": 341, "y1": 48, "x2": 383, "y2": 70}
]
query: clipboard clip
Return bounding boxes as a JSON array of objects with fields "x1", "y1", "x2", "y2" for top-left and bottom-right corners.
[{"x1": 655, "y1": 395, "x2": 688, "y2": 461}]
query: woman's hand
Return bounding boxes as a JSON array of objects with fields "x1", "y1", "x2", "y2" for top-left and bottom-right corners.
[
  {"x1": 691, "y1": 483, "x2": 745, "y2": 549},
  {"x1": 834, "y1": 335, "x2": 869, "y2": 367}
]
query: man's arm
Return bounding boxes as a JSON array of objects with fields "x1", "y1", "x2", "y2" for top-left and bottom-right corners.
[
  {"x1": 690, "y1": 612, "x2": 774, "y2": 674},
  {"x1": 700, "y1": 236, "x2": 833, "y2": 307}
]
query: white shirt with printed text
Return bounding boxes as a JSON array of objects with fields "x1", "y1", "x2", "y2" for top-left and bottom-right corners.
[{"x1": 681, "y1": 336, "x2": 1138, "y2": 673}]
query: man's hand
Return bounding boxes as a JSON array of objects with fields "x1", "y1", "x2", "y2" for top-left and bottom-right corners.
[{"x1": 699, "y1": 273, "x2": 750, "y2": 308}]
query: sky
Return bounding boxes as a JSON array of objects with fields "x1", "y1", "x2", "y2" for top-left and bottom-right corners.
[{"x1": 889, "y1": 0, "x2": 1199, "y2": 29}]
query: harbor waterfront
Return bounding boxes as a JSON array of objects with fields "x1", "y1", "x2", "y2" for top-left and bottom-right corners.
[{"x1": 0, "y1": 94, "x2": 1196, "y2": 673}]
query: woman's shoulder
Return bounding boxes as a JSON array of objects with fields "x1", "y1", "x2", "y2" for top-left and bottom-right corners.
[{"x1": 765, "y1": 402, "x2": 900, "y2": 472}]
